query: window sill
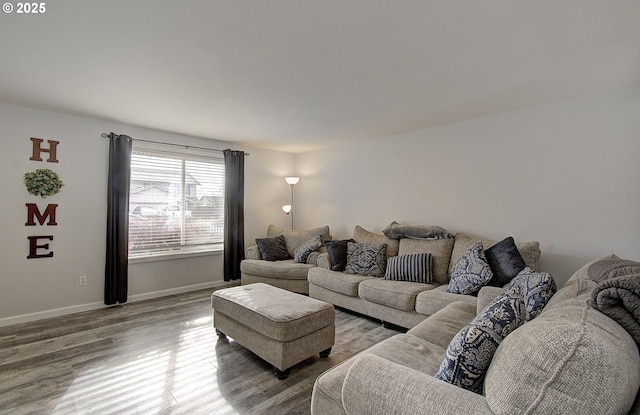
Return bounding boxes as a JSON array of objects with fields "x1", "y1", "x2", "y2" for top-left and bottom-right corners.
[{"x1": 129, "y1": 246, "x2": 223, "y2": 264}]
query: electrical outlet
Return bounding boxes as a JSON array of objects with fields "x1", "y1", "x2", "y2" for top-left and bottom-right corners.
[{"x1": 79, "y1": 275, "x2": 87, "y2": 286}]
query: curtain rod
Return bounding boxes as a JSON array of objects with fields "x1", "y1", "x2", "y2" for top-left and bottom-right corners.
[{"x1": 100, "y1": 133, "x2": 249, "y2": 155}]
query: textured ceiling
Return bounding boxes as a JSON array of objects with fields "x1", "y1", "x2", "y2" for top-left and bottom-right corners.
[{"x1": 1, "y1": 0, "x2": 639, "y2": 153}]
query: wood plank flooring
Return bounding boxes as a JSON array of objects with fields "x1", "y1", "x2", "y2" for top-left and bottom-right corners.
[{"x1": 0, "y1": 288, "x2": 399, "y2": 415}]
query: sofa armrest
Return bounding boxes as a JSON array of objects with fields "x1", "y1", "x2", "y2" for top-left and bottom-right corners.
[
  {"x1": 476, "y1": 285, "x2": 507, "y2": 314},
  {"x1": 316, "y1": 252, "x2": 331, "y2": 269},
  {"x1": 306, "y1": 251, "x2": 321, "y2": 265},
  {"x1": 342, "y1": 354, "x2": 493, "y2": 415},
  {"x1": 245, "y1": 245, "x2": 261, "y2": 260}
]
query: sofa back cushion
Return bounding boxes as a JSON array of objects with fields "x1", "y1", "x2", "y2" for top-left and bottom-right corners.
[
  {"x1": 449, "y1": 233, "x2": 541, "y2": 276},
  {"x1": 353, "y1": 225, "x2": 399, "y2": 258},
  {"x1": 267, "y1": 224, "x2": 330, "y2": 257},
  {"x1": 484, "y1": 277, "x2": 640, "y2": 415},
  {"x1": 398, "y1": 238, "x2": 454, "y2": 285}
]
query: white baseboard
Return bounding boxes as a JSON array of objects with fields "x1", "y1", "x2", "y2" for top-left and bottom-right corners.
[{"x1": 0, "y1": 280, "x2": 236, "y2": 328}]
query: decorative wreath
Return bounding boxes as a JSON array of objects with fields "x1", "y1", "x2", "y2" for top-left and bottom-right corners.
[{"x1": 24, "y1": 168, "x2": 64, "y2": 198}]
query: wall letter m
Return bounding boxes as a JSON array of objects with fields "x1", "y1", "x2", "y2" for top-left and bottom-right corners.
[{"x1": 25, "y1": 203, "x2": 58, "y2": 226}]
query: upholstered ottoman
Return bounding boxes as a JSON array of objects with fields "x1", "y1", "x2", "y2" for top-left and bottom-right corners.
[{"x1": 211, "y1": 283, "x2": 335, "y2": 379}]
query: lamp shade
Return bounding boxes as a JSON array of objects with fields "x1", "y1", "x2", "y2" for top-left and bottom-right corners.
[
  {"x1": 285, "y1": 176, "x2": 300, "y2": 185},
  {"x1": 282, "y1": 204, "x2": 292, "y2": 214}
]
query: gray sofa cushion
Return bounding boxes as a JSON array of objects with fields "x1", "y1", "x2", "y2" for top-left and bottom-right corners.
[
  {"x1": 408, "y1": 301, "x2": 477, "y2": 349},
  {"x1": 398, "y1": 238, "x2": 455, "y2": 285},
  {"x1": 415, "y1": 285, "x2": 478, "y2": 317},
  {"x1": 342, "y1": 354, "x2": 493, "y2": 415},
  {"x1": 240, "y1": 259, "x2": 314, "y2": 280},
  {"x1": 353, "y1": 225, "x2": 399, "y2": 258},
  {"x1": 358, "y1": 279, "x2": 435, "y2": 311},
  {"x1": 266, "y1": 224, "x2": 330, "y2": 257},
  {"x1": 307, "y1": 267, "x2": 374, "y2": 297}
]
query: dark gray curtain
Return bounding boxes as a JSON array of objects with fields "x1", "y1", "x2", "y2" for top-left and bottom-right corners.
[
  {"x1": 223, "y1": 149, "x2": 245, "y2": 281},
  {"x1": 105, "y1": 133, "x2": 132, "y2": 305}
]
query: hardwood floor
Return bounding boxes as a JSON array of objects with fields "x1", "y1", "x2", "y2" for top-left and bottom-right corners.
[{"x1": 0, "y1": 288, "x2": 399, "y2": 415}]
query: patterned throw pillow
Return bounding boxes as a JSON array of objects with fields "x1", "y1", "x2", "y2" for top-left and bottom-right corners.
[
  {"x1": 447, "y1": 242, "x2": 493, "y2": 295},
  {"x1": 324, "y1": 239, "x2": 355, "y2": 271},
  {"x1": 255, "y1": 235, "x2": 290, "y2": 261},
  {"x1": 484, "y1": 237, "x2": 526, "y2": 287},
  {"x1": 435, "y1": 291, "x2": 526, "y2": 393},
  {"x1": 384, "y1": 253, "x2": 433, "y2": 284},
  {"x1": 508, "y1": 267, "x2": 557, "y2": 321},
  {"x1": 293, "y1": 234, "x2": 323, "y2": 263},
  {"x1": 344, "y1": 242, "x2": 387, "y2": 277}
]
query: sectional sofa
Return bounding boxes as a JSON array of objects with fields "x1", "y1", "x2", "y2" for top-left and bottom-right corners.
[
  {"x1": 308, "y1": 226, "x2": 541, "y2": 329},
  {"x1": 310, "y1": 255, "x2": 640, "y2": 414}
]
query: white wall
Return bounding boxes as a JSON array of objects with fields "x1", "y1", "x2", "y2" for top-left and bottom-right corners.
[
  {"x1": 296, "y1": 86, "x2": 640, "y2": 287},
  {"x1": 0, "y1": 103, "x2": 292, "y2": 324},
  {"x1": 2, "y1": 85, "x2": 638, "y2": 323}
]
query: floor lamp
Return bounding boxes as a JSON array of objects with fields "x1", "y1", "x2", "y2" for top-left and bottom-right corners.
[{"x1": 282, "y1": 176, "x2": 299, "y2": 229}]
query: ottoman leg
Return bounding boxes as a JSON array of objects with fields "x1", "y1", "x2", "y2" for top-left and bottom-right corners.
[
  {"x1": 215, "y1": 328, "x2": 226, "y2": 339},
  {"x1": 319, "y1": 347, "x2": 332, "y2": 358},
  {"x1": 274, "y1": 367, "x2": 291, "y2": 380}
]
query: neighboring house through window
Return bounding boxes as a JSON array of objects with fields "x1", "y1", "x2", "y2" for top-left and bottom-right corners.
[{"x1": 129, "y1": 147, "x2": 224, "y2": 258}]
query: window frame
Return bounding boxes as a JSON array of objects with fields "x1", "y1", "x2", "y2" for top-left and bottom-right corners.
[{"x1": 127, "y1": 144, "x2": 225, "y2": 261}]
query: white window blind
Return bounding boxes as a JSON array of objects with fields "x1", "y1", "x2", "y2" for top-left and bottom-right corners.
[{"x1": 128, "y1": 148, "x2": 224, "y2": 258}]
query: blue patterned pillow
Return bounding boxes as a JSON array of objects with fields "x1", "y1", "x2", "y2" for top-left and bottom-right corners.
[
  {"x1": 293, "y1": 234, "x2": 323, "y2": 263},
  {"x1": 508, "y1": 267, "x2": 557, "y2": 321},
  {"x1": 344, "y1": 242, "x2": 387, "y2": 277},
  {"x1": 435, "y1": 291, "x2": 526, "y2": 393},
  {"x1": 384, "y1": 253, "x2": 432, "y2": 283},
  {"x1": 447, "y1": 242, "x2": 493, "y2": 295}
]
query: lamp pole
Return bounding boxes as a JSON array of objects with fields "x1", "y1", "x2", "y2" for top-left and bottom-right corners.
[{"x1": 284, "y1": 177, "x2": 300, "y2": 229}]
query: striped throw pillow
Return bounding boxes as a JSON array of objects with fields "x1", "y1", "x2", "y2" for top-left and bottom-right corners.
[{"x1": 384, "y1": 253, "x2": 432, "y2": 283}]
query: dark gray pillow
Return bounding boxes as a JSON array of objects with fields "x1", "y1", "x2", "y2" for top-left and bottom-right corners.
[
  {"x1": 255, "y1": 235, "x2": 290, "y2": 261},
  {"x1": 485, "y1": 237, "x2": 526, "y2": 287},
  {"x1": 325, "y1": 239, "x2": 355, "y2": 271}
]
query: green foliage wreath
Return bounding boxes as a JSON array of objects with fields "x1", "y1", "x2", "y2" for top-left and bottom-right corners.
[{"x1": 24, "y1": 168, "x2": 64, "y2": 198}]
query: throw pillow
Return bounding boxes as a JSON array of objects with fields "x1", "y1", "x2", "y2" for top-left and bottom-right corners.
[
  {"x1": 447, "y1": 242, "x2": 493, "y2": 295},
  {"x1": 508, "y1": 267, "x2": 557, "y2": 321},
  {"x1": 324, "y1": 239, "x2": 355, "y2": 271},
  {"x1": 293, "y1": 234, "x2": 323, "y2": 263},
  {"x1": 435, "y1": 291, "x2": 526, "y2": 394},
  {"x1": 384, "y1": 253, "x2": 433, "y2": 284},
  {"x1": 255, "y1": 235, "x2": 290, "y2": 261},
  {"x1": 344, "y1": 242, "x2": 387, "y2": 277},
  {"x1": 484, "y1": 237, "x2": 526, "y2": 287}
]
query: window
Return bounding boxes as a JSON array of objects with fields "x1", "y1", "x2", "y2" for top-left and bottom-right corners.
[{"x1": 128, "y1": 148, "x2": 224, "y2": 259}]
